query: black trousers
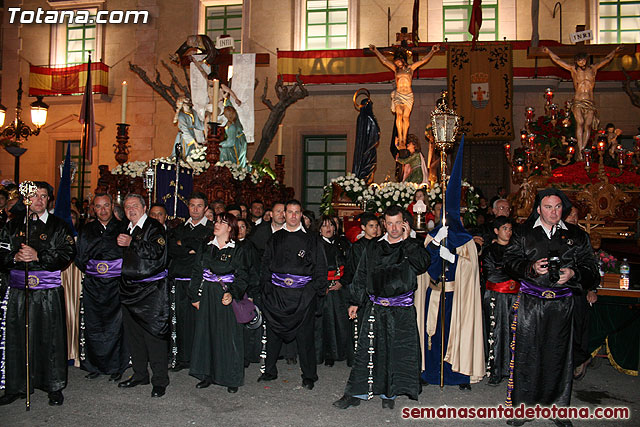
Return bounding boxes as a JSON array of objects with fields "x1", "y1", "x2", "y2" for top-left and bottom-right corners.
[
  {"x1": 122, "y1": 306, "x2": 169, "y2": 387},
  {"x1": 264, "y1": 304, "x2": 317, "y2": 382},
  {"x1": 572, "y1": 294, "x2": 592, "y2": 367},
  {"x1": 174, "y1": 278, "x2": 196, "y2": 365}
]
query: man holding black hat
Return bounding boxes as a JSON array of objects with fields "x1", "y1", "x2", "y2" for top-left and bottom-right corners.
[
  {"x1": 503, "y1": 188, "x2": 598, "y2": 427},
  {"x1": 0, "y1": 181, "x2": 76, "y2": 406}
]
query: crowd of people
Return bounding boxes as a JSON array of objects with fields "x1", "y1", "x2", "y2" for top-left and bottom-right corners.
[{"x1": 0, "y1": 181, "x2": 599, "y2": 426}]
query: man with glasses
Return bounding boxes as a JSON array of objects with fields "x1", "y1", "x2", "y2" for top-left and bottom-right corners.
[
  {"x1": 117, "y1": 194, "x2": 169, "y2": 398},
  {"x1": 0, "y1": 181, "x2": 76, "y2": 406}
]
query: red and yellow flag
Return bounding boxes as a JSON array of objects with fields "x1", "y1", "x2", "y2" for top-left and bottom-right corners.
[{"x1": 29, "y1": 62, "x2": 108, "y2": 96}]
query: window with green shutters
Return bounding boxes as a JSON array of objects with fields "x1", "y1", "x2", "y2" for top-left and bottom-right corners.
[
  {"x1": 443, "y1": 0, "x2": 498, "y2": 42},
  {"x1": 205, "y1": 3, "x2": 242, "y2": 52},
  {"x1": 66, "y1": 17, "x2": 96, "y2": 65},
  {"x1": 303, "y1": 136, "x2": 347, "y2": 213},
  {"x1": 306, "y1": 0, "x2": 348, "y2": 50},
  {"x1": 599, "y1": 0, "x2": 640, "y2": 43}
]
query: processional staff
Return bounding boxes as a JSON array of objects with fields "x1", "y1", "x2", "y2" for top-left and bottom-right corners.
[
  {"x1": 429, "y1": 93, "x2": 460, "y2": 388},
  {"x1": 18, "y1": 181, "x2": 38, "y2": 411}
]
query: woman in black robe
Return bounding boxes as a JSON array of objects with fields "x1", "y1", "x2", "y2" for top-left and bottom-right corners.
[
  {"x1": 189, "y1": 212, "x2": 250, "y2": 393},
  {"x1": 315, "y1": 216, "x2": 352, "y2": 366}
]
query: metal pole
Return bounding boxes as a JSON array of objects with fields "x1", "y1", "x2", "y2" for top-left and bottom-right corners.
[
  {"x1": 553, "y1": 2, "x2": 562, "y2": 44},
  {"x1": 24, "y1": 215, "x2": 30, "y2": 411},
  {"x1": 18, "y1": 181, "x2": 37, "y2": 411},
  {"x1": 173, "y1": 143, "x2": 181, "y2": 219},
  {"x1": 439, "y1": 148, "x2": 448, "y2": 389}
]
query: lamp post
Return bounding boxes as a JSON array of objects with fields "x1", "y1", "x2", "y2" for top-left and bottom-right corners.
[
  {"x1": 429, "y1": 92, "x2": 460, "y2": 388},
  {"x1": 0, "y1": 78, "x2": 49, "y2": 182}
]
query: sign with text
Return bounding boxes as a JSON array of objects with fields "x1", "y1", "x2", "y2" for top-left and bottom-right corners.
[
  {"x1": 570, "y1": 30, "x2": 593, "y2": 44},
  {"x1": 216, "y1": 36, "x2": 234, "y2": 49}
]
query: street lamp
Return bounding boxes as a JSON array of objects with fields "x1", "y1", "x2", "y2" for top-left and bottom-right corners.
[{"x1": 1, "y1": 78, "x2": 50, "y2": 182}]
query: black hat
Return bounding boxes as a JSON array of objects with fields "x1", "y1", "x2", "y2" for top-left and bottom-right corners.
[{"x1": 525, "y1": 187, "x2": 572, "y2": 226}]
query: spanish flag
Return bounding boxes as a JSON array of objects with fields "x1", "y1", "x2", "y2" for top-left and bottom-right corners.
[{"x1": 29, "y1": 62, "x2": 108, "y2": 96}]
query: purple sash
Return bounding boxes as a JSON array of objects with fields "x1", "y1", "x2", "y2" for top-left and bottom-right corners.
[
  {"x1": 174, "y1": 277, "x2": 191, "y2": 281},
  {"x1": 86, "y1": 259, "x2": 122, "y2": 278},
  {"x1": 271, "y1": 273, "x2": 312, "y2": 289},
  {"x1": 131, "y1": 269, "x2": 168, "y2": 283},
  {"x1": 520, "y1": 280, "x2": 573, "y2": 299},
  {"x1": 202, "y1": 269, "x2": 234, "y2": 284},
  {"x1": 9, "y1": 269, "x2": 62, "y2": 290},
  {"x1": 369, "y1": 291, "x2": 414, "y2": 307}
]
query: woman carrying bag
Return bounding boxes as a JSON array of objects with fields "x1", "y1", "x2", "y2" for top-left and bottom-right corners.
[{"x1": 189, "y1": 212, "x2": 250, "y2": 393}]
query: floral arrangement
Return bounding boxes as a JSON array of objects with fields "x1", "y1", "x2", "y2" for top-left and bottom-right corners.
[
  {"x1": 216, "y1": 161, "x2": 250, "y2": 181},
  {"x1": 366, "y1": 181, "x2": 418, "y2": 213},
  {"x1": 426, "y1": 179, "x2": 481, "y2": 226},
  {"x1": 596, "y1": 249, "x2": 618, "y2": 274},
  {"x1": 320, "y1": 174, "x2": 367, "y2": 215},
  {"x1": 112, "y1": 160, "x2": 148, "y2": 178},
  {"x1": 115, "y1": 145, "x2": 212, "y2": 177}
]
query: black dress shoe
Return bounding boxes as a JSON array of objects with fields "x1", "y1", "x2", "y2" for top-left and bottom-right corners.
[
  {"x1": 0, "y1": 393, "x2": 25, "y2": 406},
  {"x1": 286, "y1": 357, "x2": 297, "y2": 365},
  {"x1": 196, "y1": 379, "x2": 212, "y2": 389},
  {"x1": 85, "y1": 372, "x2": 100, "y2": 380},
  {"x1": 109, "y1": 372, "x2": 123, "y2": 382},
  {"x1": 324, "y1": 359, "x2": 334, "y2": 367},
  {"x1": 458, "y1": 383, "x2": 471, "y2": 391},
  {"x1": 257, "y1": 373, "x2": 277, "y2": 382},
  {"x1": 48, "y1": 390, "x2": 64, "y2": 406},
  {"x1": 333, "y1": 395, "x2": 361, "y2": 409},
  {"x1": 381, "y1": 398, "x2": 395, "y2": 409},
  {"x1": 301, "y1": 378, "x2": 314, "y2": 390},
  {"x1": 227, "y1": 386, "x2": 238, "y2": 393},
  {"x1": 118, "y1": 377, "x2": 150, "y2": 388},
  {"x1": 151, "y1": 386, "x2": 165, "y2": 397}
]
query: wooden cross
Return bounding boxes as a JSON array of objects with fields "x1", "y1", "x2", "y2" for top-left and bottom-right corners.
[
  {"x1": 363, "y1": 27, "x2": 440, "y2": 62},
  {"x1": 578, "y1": 213, "x2": 605, "y2": 234}
]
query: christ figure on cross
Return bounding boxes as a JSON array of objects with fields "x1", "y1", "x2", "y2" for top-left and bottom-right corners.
[
  {"x1": 542, "y1": 45, "x2": 622, "y2": 157},
  {"x1": 369, "y1": 44, "x2": 440, "y2": 150}
]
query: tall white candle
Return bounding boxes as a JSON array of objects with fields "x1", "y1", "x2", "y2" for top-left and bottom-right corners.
[
  {"x1": 212, "y1": 79, "x2": 220, "y2": 122},
  {"x1": 121, "y1": 81, "x2": 128, "y2": 123},
  {"x1": 277, "y1": 124, "x2": 283, "y2": 155}
]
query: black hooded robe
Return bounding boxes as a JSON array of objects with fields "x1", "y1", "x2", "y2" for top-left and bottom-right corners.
[{"x1": 503, "y1": 188, "x2": 599, "y2": 407}]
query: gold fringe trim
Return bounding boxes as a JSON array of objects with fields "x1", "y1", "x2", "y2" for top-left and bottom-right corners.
[{"x1": 605, "y1": 337, "x2": 638, "y2": 377}]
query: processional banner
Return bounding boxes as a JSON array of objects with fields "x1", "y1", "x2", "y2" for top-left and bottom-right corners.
[
  {"x1": 154, "y1": 162, "x2": 193, "y2": 219},
  {"x1": 447, "y1": 42, "x2": 513, "y2": 141}
]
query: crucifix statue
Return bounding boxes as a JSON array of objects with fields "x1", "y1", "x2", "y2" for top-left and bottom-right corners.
[
  {"x1": 368, "y1": 43, "x2": 440, "y2": 150},
  {"x1": 541, "y1": 44, "x2": 623, "y2": 157}
]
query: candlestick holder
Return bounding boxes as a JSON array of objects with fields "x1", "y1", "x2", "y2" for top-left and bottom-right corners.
[
  {"x1": 206, "y1": 122, "x2": 225, "y2": 164},
  {"x1": 115, "y1": 123, "x2": 130, "y2": 165}
]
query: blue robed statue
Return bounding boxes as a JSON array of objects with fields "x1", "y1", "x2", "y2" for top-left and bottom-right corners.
[
  {"x1": 172, "y1": 96, "x2": 205, "y2": 159},
  {"x1": 219, "y1": 104, "x2": 247, "y2": 168}
]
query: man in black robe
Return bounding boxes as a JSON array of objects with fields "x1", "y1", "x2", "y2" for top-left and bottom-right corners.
[
  {"x1": 503, "y1": 188, "x2": 598, "y2": 427},
  {"x1": 167, "y1": 192, "x2": 213, "y2": 371},
  {"x1": 117, "y1": 194, "x2": 169, "y2": 398},
  {"x1": 75, "y1": 193, "x2": 129, "y2": 381},
  {"x1": 258, "y1": 199, "x2": 327, "y2": 389},
  {"x1": 0, "y1": 181, "x2": 76, "y2": 406},
  {"x1": 334, "y1": 205, "x2": 431, "y2": 410}
]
